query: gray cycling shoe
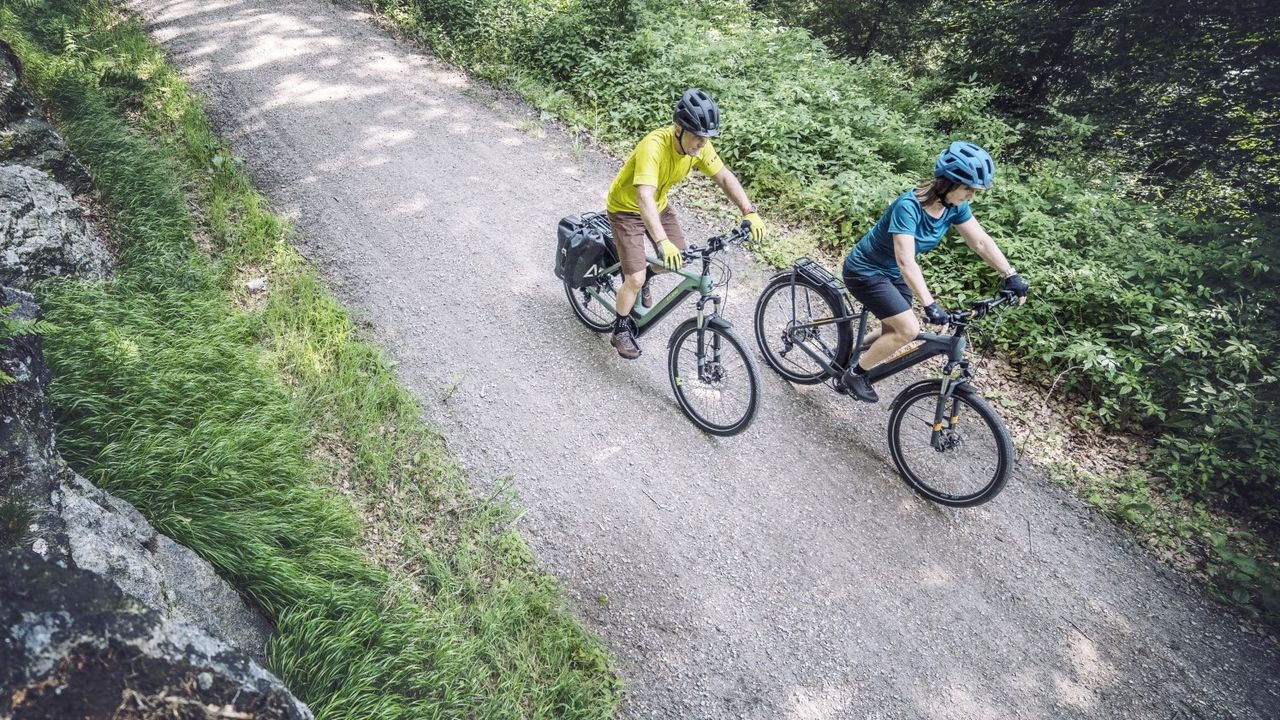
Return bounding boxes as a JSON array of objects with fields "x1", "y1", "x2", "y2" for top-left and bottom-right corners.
[
  {"x1": 612, "y1": 327, "x2": 642, "y2": 359},
  {"x1": 839, "y1": 369, "x2": 879, "y2": 403},
  {"x1": 640, "y1": 279, "x2": 653, "y2": 309}
]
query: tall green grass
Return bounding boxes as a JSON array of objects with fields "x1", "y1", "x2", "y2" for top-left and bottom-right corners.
[{"x1": 1, "y1": 1, "x2": 619, "y2": 716}]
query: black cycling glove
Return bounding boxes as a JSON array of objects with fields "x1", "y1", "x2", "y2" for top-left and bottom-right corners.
[
  {"x1": 1001, "y1": 273, "x2": 1029, "y2": 299},
  {"x1": 923, "y1": 301, "x2": 950, "y2": 326}
]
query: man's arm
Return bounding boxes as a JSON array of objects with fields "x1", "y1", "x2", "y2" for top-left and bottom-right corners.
[
  {"x1": 711, "y1": 167, "x2": 767, "y2": 242},
  {"x1": 710, "y1": 168, "x2": 755, "y2": 214},
  {"x1": 635, "y1": 184, "x2": 667, "y2": 250}
]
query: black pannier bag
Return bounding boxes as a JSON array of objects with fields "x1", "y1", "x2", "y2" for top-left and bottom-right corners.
[
  {"x1": 556, "y1": 212, "x2": 617, "y2": 289},
  {"x1": 554, "y1": 214, "x2": 581, "y2": 281}
]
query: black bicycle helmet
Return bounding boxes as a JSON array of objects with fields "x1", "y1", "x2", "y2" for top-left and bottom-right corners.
[{"x1": 673, "y1": 88, "x2": 721, "y2": 138}]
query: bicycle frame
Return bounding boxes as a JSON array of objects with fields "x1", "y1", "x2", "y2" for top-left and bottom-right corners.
[
  {"x1": 779, "y1": 269, "x2": 996, "y2": 449},
  {"x1": 581, "y1": 255, "x2": 720, "y2": 339},
  {"x1": 786, "y1": 309, "x2": 969, "y2": 385}
]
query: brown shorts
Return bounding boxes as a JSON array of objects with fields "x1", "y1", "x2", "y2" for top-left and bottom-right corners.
[{"x1": 607, "y1": 207, "x2": 687, "y2": 276}]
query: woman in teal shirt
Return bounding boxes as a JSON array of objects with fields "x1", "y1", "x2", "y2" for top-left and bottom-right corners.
[{"x1": 839, "y1": 141, "x2": 1029, "y2": 402}]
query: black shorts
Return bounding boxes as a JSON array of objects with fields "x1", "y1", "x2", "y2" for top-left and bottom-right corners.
[{"x1": 843, "y1": 270, "x2": 913, "y2": 320}]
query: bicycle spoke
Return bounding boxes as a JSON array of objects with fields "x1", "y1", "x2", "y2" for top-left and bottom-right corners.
[
  {"x1": 809, "y1": 330, "x2": 837, "y2": 361},
  {"x1": 888, "y1": 385, "x2": 1012, "y2": 506},
  {"x1": 902, "y1": 404, "x2": 939, "y2": 431},
  {"x1": 669, "y1": 325, "x2": 759, "y2": 435},
  {"x1": 677, "y1": 346, "x2": 748, "y2": 423},
  {"x1": 754, "y1": 278, "x2": 849, "y2": 384}
]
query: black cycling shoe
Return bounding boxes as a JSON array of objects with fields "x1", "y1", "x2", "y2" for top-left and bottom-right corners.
[{"x1": 839, "y1": 369, "x2": 879, "y2": 403}]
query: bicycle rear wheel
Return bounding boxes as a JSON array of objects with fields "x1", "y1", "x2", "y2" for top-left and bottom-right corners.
[
  {"x1": 565, "y1": 265, "x2": 618, "y2": 333},
  {"x1": 667, "y1": 319, "x2": 761, "y2": 436},
  {"x1": 887, "y1": 380, "x2": 1014, "y2": 507},
  {"x1": 753, "y1": 273, "x2": 852, "y2": 384}
]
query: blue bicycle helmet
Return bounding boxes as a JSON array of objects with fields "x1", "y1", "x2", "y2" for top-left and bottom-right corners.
[
  {"x1": 673, "y1": 88, "x2": 721, "y2": 138},
  {"x1": 934, "y1": 141, "x2": 995, "y2": 189}
]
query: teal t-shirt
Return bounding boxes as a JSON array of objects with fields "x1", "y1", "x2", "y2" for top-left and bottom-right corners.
[{"x1": 843, "y1": 190, "x2": 973, "y2": 279}]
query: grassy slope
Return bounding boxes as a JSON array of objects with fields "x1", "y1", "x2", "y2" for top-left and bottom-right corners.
[{"x1": 1, "y1": 1, "x2": 620, "y2": 717}]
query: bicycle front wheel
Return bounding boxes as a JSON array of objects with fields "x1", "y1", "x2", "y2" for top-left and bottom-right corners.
[
  {"x1": 565, "y1": 265, "x2": 618, "y2": 333},
  {"x1": 753, "y1": 273, "x2": 852, "y2": 384},
  {"x1": 667, "y1": 320, "x2": 761, "y2": 436},
  {"x1": 887, "y1": 380, "x2": 1014, "y2": 507}
]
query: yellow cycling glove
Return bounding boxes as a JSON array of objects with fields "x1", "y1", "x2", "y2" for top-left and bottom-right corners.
[
  {"x1": 744, "y1": 211, "x2": 767, "y2": 244},
  {"x1": 657, "y1": 239, "x2": 683, "y2": 271}
]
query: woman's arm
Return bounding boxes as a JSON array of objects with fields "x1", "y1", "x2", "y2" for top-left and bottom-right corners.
[
  {"x1": 956, "y1": 217, "x2": 1028, "y2": 303},
  {"x1": 893, "y1": 233, "x2": 935, "y2": 307},
  {"x1": 955, "y1": 218, "x2": 1015, "y2": 277}
]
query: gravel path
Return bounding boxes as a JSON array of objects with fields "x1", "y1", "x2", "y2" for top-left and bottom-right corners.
[{"x1": 129, "y1": 1, "x2": 1280, "y2": 717}]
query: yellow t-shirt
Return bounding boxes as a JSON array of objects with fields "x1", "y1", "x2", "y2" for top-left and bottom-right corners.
[{"x1": 606, "y1": 126, "x2": 725, "y2": 214}]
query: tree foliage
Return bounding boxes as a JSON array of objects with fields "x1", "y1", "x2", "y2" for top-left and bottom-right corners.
[
  {"x1": 944, "y1": 0, "x2": 1280, "y2": 214},
  {"x1": 753, "y1": 0, "x2": 1280, "y2": 215},
  {"x1": 750, "y1": 0, "x2": 937, "y2": 63}
]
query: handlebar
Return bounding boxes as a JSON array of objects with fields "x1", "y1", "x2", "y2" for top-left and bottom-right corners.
[
  {"x1": 680, "y1": 220, "x2": 752, "y2": 261},
  {"x1": 948, "y1": 290, "x2": 1019, "y2": 325}
]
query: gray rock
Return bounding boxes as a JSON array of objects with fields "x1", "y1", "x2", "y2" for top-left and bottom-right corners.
[
  {"x1": 0, "y1": 42, "x2": 308, "y2": 720},
  {"x1": 0, "y1": 164, "x2": 111, "y2": 289},
  {"x1": 0, "y1": 41, "x2": 92, "y2": 193},
  {"x1": 2, "y1": 287, "x2": 279, "y2": 675},
  {"x1": 1, "y1": 547, "x2": 312, "y2": 720},
  {"x1": 56, "y1": 471, "x2": 277, "y2": 658},
  {"x1": 0, "y1": 286, "x2": 55, "y2": 501}
]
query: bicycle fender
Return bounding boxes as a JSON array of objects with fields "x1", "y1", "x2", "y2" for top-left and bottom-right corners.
[
  {"x1": 889, "y1": 378, "x2": 977, "y2": 412},
  {"x1": 667, "y1": 315, "x2": 734, "y2": 348}
]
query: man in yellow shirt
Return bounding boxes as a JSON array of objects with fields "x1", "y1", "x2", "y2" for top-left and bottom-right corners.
[{"x1": 605, "y1": 88, "x2": 767, "y2": 359}]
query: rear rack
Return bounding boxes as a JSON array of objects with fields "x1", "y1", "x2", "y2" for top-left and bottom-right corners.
[
  {"x1": 581, "y1": 211, "x2": 613, "y2": 241},
  {"x1": 793, "y1": 257, "x2": 846, "y2": 297}
]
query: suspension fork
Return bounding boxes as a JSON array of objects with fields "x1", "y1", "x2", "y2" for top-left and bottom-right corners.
[
  {"x1": 696, "y1": 295, "x2": 723, "y2": 376},
  {"x1": 930, "y1": 361, "x2": 969, "y2": 449}
]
